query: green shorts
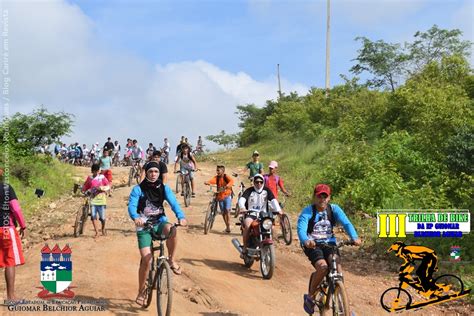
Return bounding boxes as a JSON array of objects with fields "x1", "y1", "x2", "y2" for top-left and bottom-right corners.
[{"x1": 136, "y1": 221, "x2": 169, "y2": 249}]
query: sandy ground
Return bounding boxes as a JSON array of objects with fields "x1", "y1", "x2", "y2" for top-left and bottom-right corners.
[{"x1": 0, "y1": 162, "x2": 471, "y2": 316}]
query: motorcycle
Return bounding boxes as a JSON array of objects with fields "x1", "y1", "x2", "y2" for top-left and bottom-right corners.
[{"x1": 232, "y1": 210, "x2": 276, "y2": 279}]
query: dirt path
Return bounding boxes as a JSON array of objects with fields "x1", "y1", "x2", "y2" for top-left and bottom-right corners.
[{"x1": 1, "y1": 162, "x2": 470, "y2": 315}]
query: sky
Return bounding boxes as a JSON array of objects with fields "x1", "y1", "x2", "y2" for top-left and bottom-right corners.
[{"x1": 0, "y1": 0, "x2": 472, "y2": 151}]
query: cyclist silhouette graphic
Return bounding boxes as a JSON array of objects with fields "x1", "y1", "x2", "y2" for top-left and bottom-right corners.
[{"x1": 387, "y1": 241, "x2": 441, "y2": 298}]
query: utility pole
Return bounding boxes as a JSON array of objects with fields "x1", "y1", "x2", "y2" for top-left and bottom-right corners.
[
  {"x1": 277, "y1": 63, "x2": 282, "y2": 99},
  {"x1": 325, "y1": 0, "x2": 331, "y2": 98}
]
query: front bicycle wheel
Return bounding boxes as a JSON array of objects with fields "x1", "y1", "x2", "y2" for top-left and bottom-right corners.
[
  {"x1": 326, "y1": 281, "x2": 350, "y2": 316},
  {"x1": 380, "y1": 287, "x2": 412, "y2": 312},
  {"x1": 79, "y1": 203, "x2": 89, "y2": 235},
  {"x1": 434, "y1": 274, "x2": 464, "y2": 296},
  {"x1": 203, "y1": 202, "x2": 213, "y2": 235},
  {"x1": 175, "y1": 175, "x2": 181, "y2": 193},
  {"x1": 143, "y1": 257, "x2": 155, "y2": 308},
  {"x1": 156, "y1": 260, "x2": 173, "y2": 316},
  {"x1": 184, "y1": 182, "x2": 191, "y2": 207},
  {"x1": 135, "y1": 167, "x2": 141, "y2": 184},
  {"x1": 280, "y1": 214, "x2": 292, "y2": 245},
  {"x1": 233, "y1": 200, "x2": 240, "y2": 218},
  {"x1": 73, "y1": 207, "x2": 84, "y2": 237},
  {"x1": 209, "y1": 202, "x2": 217, "y2": 230},
  {"x1": 128, "y1": 168, "x2": 134, "y2": 187}
]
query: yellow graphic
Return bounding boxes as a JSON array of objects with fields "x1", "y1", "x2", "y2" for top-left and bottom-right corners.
[
  {"x1": 378, "y1": 214, "x2": 406, "y2": 238},
  {"x1": 380, "y1": 242, "x2": 470, "y2": 312}
]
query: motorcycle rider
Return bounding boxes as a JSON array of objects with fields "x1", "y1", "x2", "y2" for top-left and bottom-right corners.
[{"x1": 237, "y1": 174, "x2": 282, "y2": 256}]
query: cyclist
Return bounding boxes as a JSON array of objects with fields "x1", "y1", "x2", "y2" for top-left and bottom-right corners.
[
  {"x1": 175, "y1": 136, "x2": 185, "y2": 160},
  {"x1": 244, "y1": 151, "x2": 263, "y2": 180},
  {"x1": 263, "y1": 161, "x2": 290, "y2": 200},
  {"x1": 82, "y1": 164, "x2": 110, "y2": 237},
  {"x1": 146, "y1": 143, "x2": 156, "y2": 160},
  {"x1": 204, "y1": 165, "x2": 234, "y2": 233},
  {"x1": 387, "y1": 241, "x2": 440, "y2": 298},
  {"x1": 238, "y1": 174, "x2": 281, "y2": 256},
  {"x1": 0, "y1": 168, "x2": 27, "y2": 302},
  {"x1": 141, "y1": 150, "x2": 168, "y2": 183},
  {"x1": 195, "y1": 136, "x2": 203, "y2": 153},
  {"x1": 297, "y1": 183, "x2": 361, "y2": 315},
  {"x1": 130, "y1": 139, "x2": 144, "y2": 169},
  {"x1": 99, "y1": 149, "x2": 113, "y2": 196},
  {"x1": 112, "y1": 140, "x2": 121, "y2": 165},
  {"x1": 174, "y1": 144, "x2": 198, "y2": 197},
  {"x1": 128, "y1": 161, "x2": 187, "y2": 306},
  {"x1": 162, "y1": 138, "x2": 170, "y2": 164},
  {"x1": 103, "y1": 137, "x2": 114, "y2": 156}
]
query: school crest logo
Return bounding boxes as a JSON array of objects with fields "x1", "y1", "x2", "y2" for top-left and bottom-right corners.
[
  {"x1": 450, "y1": 246, "x2": 461, "y2": 262},
  {"x1": 37, "y1": 244, "x2": 76, "y2": 299}
]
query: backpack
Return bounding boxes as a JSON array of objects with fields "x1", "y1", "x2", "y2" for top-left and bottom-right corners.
[
  {"x1": 306, "y1": 204, "x2": 336, "y2": 236},
  {"x1": 263, "y1": 174, "x2": 280, "y2": 186},
  {"x1": 217, "y1": 174, "x2": 234, "y2": 198}
]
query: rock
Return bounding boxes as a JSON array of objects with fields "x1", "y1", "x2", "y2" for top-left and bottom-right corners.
[
  {"x1": 49, "y1": 203, "x2": 57, "y2": 209},
  {"x1": 362, "y1": 212, "x2": 371, "y2": 219},
  {"x1": 370, "y1": 254, "x2": 377, "y2": 260}
]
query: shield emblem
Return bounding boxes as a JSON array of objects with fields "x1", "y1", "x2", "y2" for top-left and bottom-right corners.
[{"x1": 40, "y1": 261, "x2": 72, "y2": 293}]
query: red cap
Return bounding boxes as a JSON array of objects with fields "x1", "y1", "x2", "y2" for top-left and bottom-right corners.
[{"x1": 314, "y1": 184, "x2": 331, "y2": 196}]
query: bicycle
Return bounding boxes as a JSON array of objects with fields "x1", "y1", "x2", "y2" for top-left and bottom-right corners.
[
  {"x1": 306, "y1": 240, "x2": 354, "y2": 316},
  {"x1": 128, "y1": 158, "x2": 142, "y2": 187},
  {"x1": 203, "y1": 185, "x2": 225, "y2": 235},
  {"x1": 175, "y1": 169, "x2": 197, "y2": 207},
  {"x1": 141, "y1": 221, "x2": 180, "y2": 316},
  {"x1": 231, "y1": 173, "x2": 245, "y2": 218},
  {"x1": 275, "y1": 194, "x2": 292, "y2": 245},
  {"x1": 73, "y1": 186, "x2": 91, "y2": 238},
  {"x1": 380, "y1": 272, "x2": 468, "y2": 312}
]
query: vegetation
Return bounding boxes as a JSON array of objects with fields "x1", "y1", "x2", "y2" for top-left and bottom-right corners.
[
  {"x1": 208, "y1": 26, "x2": 473, "y2": 279},
  {"x1": 0, "y1": 107, "x2": 75, "y2": 215}
]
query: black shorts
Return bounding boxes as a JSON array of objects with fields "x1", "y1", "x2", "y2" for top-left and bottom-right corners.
[{"x1": 303, "y1": 245, "x2": 340, "y2": 265}]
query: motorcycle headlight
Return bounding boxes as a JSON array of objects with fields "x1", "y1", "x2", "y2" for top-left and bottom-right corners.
[{"x1": 262, "y1": 219, "x2": 273, "y2": 230}]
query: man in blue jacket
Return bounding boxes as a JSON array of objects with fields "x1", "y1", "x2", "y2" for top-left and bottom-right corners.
[
  {"x1": 128, "y1": 161, "x2": 187, "y2": 306},
  {"x1": 297, "y1": 183, "x2": 361, "y2": 314}
]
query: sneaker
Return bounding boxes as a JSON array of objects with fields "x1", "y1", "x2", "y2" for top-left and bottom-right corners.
[
  {"x1": 180, "y1": 192, "x2": 184, "y2": 196},
  {"x1": 192, "y1": 192, "x2": 196, "y2": 198},
  {"x1": 304, "y1": 294, "x2": 315, "y2": 315}
]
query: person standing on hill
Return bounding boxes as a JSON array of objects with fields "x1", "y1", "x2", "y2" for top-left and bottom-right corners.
[
  {"x1": 244, "y1": 151, "x2": 263, "y2": 180},
  {"x1": 0, "y1": 168, "x2": 27, "y2": 303},
  {"x1": 82, "y1": 164, "x2": 110, "y2": 237},
  {"x1": 103, "y1": 137, "x2": 114, "y2": 156}
]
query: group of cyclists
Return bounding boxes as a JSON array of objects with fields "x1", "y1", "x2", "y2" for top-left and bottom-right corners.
[
  {"x1": 125, "y1": 148, "x2": 365, "y2": 314},
  {"x1": 1, "y1": 142, "x2": 451, "y2": 313}
]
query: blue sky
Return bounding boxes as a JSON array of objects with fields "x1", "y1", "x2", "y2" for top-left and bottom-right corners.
[
  {"x1": 70, "y1": 0, "x2": 473, "y2": 88},
  {"x1": 1, "y1": 0, "x2": 472, "y2": 149}
]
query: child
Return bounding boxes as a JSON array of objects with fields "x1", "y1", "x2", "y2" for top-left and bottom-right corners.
[
  {"x1": 99, "y1": 149, "x2": 113, "y2": 196},
  {"x1": 204, "y1": 165, "x2": 234, "y2": 233},
  {"x1": 244, "y1": 150, "x2": 263, "y2": 180},
  {"x1": 82, "y1": 164, "x2": 110, "y2": 237}
]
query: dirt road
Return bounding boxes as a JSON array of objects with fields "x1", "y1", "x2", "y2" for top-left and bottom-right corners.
[{"x1": 0, "y1": 162, "x2": 470, "y2": 315}]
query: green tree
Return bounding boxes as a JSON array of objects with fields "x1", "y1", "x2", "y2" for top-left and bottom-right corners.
[
  {"x1": 350, "y1": 37, "x2": 407, "y2": 92},
  {"x1": 206, "y1": 130, "x2": 239, "y2": 149},
  {"x1": 406, "y1": 25, "x2": 472, "y2": 74},
  {"x1": 0, "y1": 106, "x2": 74, "y2": 154}
]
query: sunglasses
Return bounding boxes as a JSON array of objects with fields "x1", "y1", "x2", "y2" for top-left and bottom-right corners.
[{"x1": 254, "y1": 180, "x2": 264, "y2": 184}]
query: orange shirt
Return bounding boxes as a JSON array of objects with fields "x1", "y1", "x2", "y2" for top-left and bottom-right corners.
[{"x1": 207, "y1": 174, "x2": 234, "y2": 201}]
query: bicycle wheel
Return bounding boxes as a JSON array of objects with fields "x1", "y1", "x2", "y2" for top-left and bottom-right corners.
[
  {"x1": 128, "y1": 168, "x2": 134, "y2": 187},
  {"x1": 280, "y1": 214, "x2": 292, "y2": 245},
  {"x1": 327, "y1": 281, "x2": 350, "y2": 316},
  {"x1": 434, "y1": 274, "x2": 464, "y2": 296},
  {"x1": 209, "y1": 201, "x2": 217, "y2": 230},
  {"x1": 380, "y1": 287, "x2": 412, "y2": 312},
  {"x1": 143, "y1": 257, "x2": 155, "y2": 308},
  {"x1": 260, "y1": 244, "x2": 276, "y2": 280},
  {"x1": 175, "y1": 175, "x2": 181, "y2": 193},
  {"x1": 79, "y1": 203, "x2": 89, "y2": 235},
  {"x1": 135, "y1": 167, "x2": 141, "y2": 184},
  {"x1": 156, "y1": 260, "x2": 173, "y2": 316},
  {"x1": 73, "y1": 207, "x2": 84, "y2": 237},
  {"x1": 233, "y1": 200, "x2": 240, "y2": 218},
  {"x1": 203, "y1": 202, "x2": 213, "y2": 235},
  {"x1": 184, "y1": 182, "x2": 191, "y2": 207}
]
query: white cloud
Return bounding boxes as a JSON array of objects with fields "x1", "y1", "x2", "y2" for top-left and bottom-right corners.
[{"x1": 2, "y1": 0, "x2": 307, "y2": 150}]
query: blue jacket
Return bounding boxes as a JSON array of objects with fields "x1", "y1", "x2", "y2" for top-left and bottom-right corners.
[
  {"x1": 297, "y1": 203, "x2": 358, "y2": 245},
  {"x1": 128, "y1": 184, "x2": 185, "y2": 223}
]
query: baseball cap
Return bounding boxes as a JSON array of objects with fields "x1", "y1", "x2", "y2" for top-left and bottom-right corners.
[
  {"x1": 314, "y1": 184, "x2": 331, "y2": 196},
  {"x1": 252, "y1": 150, "x2": 259, "y2": 156},
  {"x1": 269, "y1": 161, "x2": 278, "y2": 169}
]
